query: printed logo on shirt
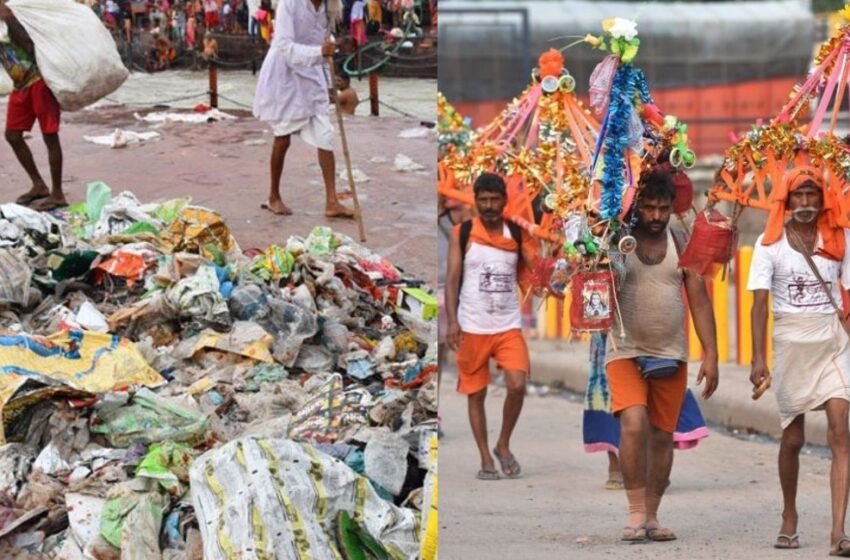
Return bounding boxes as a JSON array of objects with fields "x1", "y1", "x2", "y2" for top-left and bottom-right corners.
[
  {"x1": 787, "y1": 273, "x2": 832, "y2": 307},
  {"x1": 478, "y1": 262, "x2": 514, "y2": 293}
]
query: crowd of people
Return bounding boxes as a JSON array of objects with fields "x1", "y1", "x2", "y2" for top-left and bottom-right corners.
[{"x1": 78, "y1": 0, "x2": 431, "y2": 52}]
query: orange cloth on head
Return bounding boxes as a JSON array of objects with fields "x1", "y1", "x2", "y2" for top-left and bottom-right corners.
[
  {"x1": 466, "y1": 217, "x2": 537, "y2": 293},
  {"x1": 763, "y1": 166, "x2": 845, "y2": 261}
]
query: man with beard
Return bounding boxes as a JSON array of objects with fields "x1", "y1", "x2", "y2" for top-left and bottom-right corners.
[
  {"x1": 607, "y1": 170, "x2": 718, "y2": 542},
  {"x1": 748, "y1": 167, "x2": 850, "y2": 556},
  {"x1": 445, "y1": 172, "x2": 536, "y2": 480},
  {"x1": 252, "y1": 0, "x2": 354, "y2": 219}
]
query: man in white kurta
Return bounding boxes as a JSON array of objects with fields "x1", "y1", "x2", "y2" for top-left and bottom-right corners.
[
  {"x1": 252, "y1": 0, "x2": 353, "y2": 218},
  {"x1": 748, "y1": 166, "x2": 850, "y2": 556}
]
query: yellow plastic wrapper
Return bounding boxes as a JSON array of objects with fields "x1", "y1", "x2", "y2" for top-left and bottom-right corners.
[
  {"x1": 0, "y1": 330, "x2": 164, "y2": 442},
  {"x1": 163, "y1": 206, "x2": 239, "y2": 262}
]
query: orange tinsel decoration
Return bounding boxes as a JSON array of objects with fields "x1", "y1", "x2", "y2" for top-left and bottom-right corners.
[{"x1": 538, "y1": 48, "x2": 564, "y2": 78}]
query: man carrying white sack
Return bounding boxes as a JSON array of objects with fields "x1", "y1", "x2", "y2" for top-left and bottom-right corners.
[
  {"x1": 252, "y1": 0, "x2": 354, "y2": 219},
  {"x1": 0, "y1": 1, "x2": 66, "y2": 211}
]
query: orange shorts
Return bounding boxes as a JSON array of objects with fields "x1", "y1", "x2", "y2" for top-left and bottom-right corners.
[
  {"x1": 607, "y1": 358, "x2": 687, "y2": 433},
  {"x1": 456, "y1": 329, "x2": 529, "y2": 395}
]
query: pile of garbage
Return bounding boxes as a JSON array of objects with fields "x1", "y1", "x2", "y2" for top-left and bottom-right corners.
[{"x1": 0, "y1": 182, "x2": 438, "y2": 559}]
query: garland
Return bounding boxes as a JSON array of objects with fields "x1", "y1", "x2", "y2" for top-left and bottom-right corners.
[{"x1": 598, "y1": 64, "x2": 651, "y2": 220}]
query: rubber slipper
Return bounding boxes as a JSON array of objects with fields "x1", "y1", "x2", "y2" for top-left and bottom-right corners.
[
  {"x1": 260, "y1": 202, "x2": 293, "y2": 216},
  {"x1": 774, "y1": 533, "x2": 799, "y2": 549},
  {"x1": 31, "y1": 198, "x2": 68, "y2": 212},
  {"x1": 646, "y1": 525, "x2": 677, "y2": 542},
  {"x1": 830, "y1": 536, "x2": 850, "y2": 556},
  {"x1": 493, "y1": 448, "x2": 521, "y2": 478},
  {"x1": 15, "y1": 191, "x2": 48, "y2": 206},
  {"x1": 621, "y1": 525, "x2": 647, "y2": 542},
  {"x1": 476, "y1": 468, "x2": 500, "y2": 481},
  {"x1": 605, "y1": 478, "x2": 625, "y2": 490}
]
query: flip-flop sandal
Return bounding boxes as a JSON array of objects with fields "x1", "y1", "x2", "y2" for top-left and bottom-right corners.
[
  {"x1": 15, "y1": 191, "x2": 48, "y2": 206},
  {"x1": 260, "y1": 202, "x2": 293, "y2": 216},
  {"x1": 646, "y1": 526, "x2": 677, "y2": 542},
  {"x1": 605, "y1": 478, "x2": 625, "y2": 490},
  {"x1": 476, "y1": 469, "x2": 500, "y2": 481},
  {"x1": 774, "y1": 533, "x2": 799, "y2": 549},
  {"x1": 830, "y1": 536, "x2": 850, "y2": 556},
  {"x1": 621, "y1": 525, "x2": 647, "y2": 542},
  {"x1": 492, "y1": 448, "x2": 521, "y2": 478},
  {"x1": 31, "y1": 199, "x2": 68, "y2": 212}
]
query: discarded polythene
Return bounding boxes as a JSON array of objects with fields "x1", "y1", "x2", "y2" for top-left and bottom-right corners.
[
  {"x1": 190, "y1": 437, "x2": 420, "y2": 560},
  {"x1": 91, "y1": 388, "x2": 209, "y2": 448}
]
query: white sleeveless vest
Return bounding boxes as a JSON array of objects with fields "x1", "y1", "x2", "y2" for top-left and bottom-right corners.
[{"x1": 457, "y1": 224, "x2": 523, "y2": 334}]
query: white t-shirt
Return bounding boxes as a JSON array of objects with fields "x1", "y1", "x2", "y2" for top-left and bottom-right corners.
[{"x1": 747, "y1": 230, "x2": 850, "y2": 314}]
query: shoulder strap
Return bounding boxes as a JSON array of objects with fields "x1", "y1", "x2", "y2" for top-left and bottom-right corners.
[
  {"x1": 670, "y1": 227, "x2": 688, "y2": 258},
  {"x1": 459, "y1": 220, "x2": 473, "y2": 256},
  {"x1": 787, "y1": 227, "x2": 849, "y2": 331},
  {"x1": 506, "y1": 221, "x2": 523, "y2": 255}
]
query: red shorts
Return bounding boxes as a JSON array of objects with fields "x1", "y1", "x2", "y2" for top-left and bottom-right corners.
[
  {"x1": 455, "y1": 329, "x2": 529, "y2": 395},
  {"x1": 205, "y1": 11, "x2": 220, "y2": 27},
  {"x1": 6, "y1": 79, "x2": 61, "y2": 134}
]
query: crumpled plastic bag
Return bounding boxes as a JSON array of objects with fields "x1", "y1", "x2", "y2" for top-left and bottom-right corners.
[
  {"x1": 190, "y1": 437, "x2": 419, "y2": 560},
  {"x1": 364, "y1": 432, "x2": 410, "y2": 496},
  {"x1": 91, "y1": 388, "x2": 209, "y2": 448},
  {"x1": 100, "y1": 483, "x2": 167, "y2": 556},
  {"x1": 135, "y1": 442, "x2": 194, "y2": 496},
  {"x1": 288, "y1": 374, "x2": 371, "y2": 443},
  {"x1": 7, "y1": 0, "x2": 129, "y2": 111},
  {"x1": 264, "y1": 300, "x2": 318, "y2": 367},
  {"x1": 0, "y1": 249, "x2": 33, "y2": 306},
  {"x1": 163, "y1": 206, "x2": 239, "y2": 263},
  {"x1": 84, "y1": 129, "x2": 161, "y2": 149},
  {"x1": 164, "y1": 265, "x2": 231, "y2": 331}
]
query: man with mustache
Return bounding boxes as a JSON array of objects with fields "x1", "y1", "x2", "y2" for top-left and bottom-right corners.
[
  {"x1": 607, "y1": 170, "x2": 718, "y2": 542},
  {"x1": 748, "y1": 167, "x2": 850, "y2": 556},
  {"x1": 445, "y1": 172, "x2": 536, "y2": 480}
]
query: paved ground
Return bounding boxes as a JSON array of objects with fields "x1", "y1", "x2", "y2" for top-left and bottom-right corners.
[
  {"x1": 439, "y1": 367, "x2": 838, "y2": 560},
  {"x1": 0, "y1": 74, "x2": 436, "y2": 284}
]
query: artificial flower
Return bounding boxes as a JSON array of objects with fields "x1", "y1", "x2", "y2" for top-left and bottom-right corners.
[{"x1": 607, "y1": 17, "x2": 638, "y2": 41}]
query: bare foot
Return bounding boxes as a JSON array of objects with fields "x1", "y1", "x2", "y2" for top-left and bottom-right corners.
[
  {"x1": 261, "y1": 200, "x2": 293, "y2": 216},
  {"x1": 325, "y1": 202, "x2": 355, "y2": 219},
  {"x1": 15, "y1": 185, "x2": 50, "y2": 206},
  {"x1": 30, "y1": 195, "x2": 68, "y2": 211}
]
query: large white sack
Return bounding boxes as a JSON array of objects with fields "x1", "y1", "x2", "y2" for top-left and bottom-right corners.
[
  {"x1": 190, "y1": 437, "x2": 420, "y2": 560},
  {"x1": 0, "y1": 20, "x2": 11, "y2": 95},
  {"x1": 0, "y1": 71, "x2": 11, "y2": 96},
  {"x1": 5, "y1": 0, "x2": 128, "y2": 111}
]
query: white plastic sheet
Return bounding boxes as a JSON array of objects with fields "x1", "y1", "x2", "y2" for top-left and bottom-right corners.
[
  {"x1": 6, "y1": 0, "x2": 128, "y2": 111},
  {"x1": 190, "y1": 437, "x2": 420, "y2": 560}
]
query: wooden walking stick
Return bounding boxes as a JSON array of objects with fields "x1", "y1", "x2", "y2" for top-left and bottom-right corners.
[{"x1": 327, "y1": 53, "x2": 367, "y2": 242}]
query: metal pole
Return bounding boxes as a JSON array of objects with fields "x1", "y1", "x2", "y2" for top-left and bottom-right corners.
[
  {"x1": 209, "y1": 61, "x2": 218, "y2": 109},
  {"x1": 369, "y1": 72, "x2": 379, "y2": 117}
]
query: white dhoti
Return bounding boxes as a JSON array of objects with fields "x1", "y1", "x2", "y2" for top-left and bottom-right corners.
[
  {"x1": 773, "y1": 312, "x2": 850, "y2": 428},
  {"x1": 270, "y1": 114, "x2": 335, "y2": 151}
]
